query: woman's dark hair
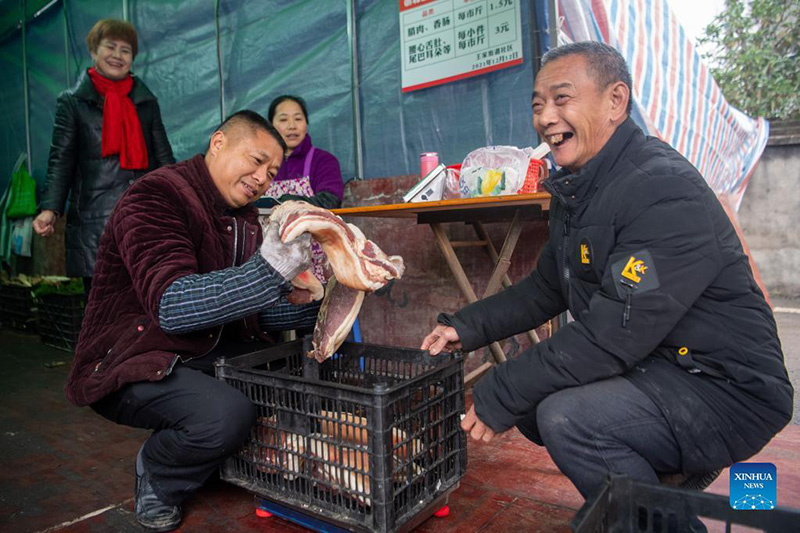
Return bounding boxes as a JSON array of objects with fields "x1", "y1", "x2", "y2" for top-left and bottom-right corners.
[
  {"x1": 267, "y1": 95, "x2": 309, "y2": 124},
  {"x1": 86, "y1": 19, "x2": 138, "y2": 58}
]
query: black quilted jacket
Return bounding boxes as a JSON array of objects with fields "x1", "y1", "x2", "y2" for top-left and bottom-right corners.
[
  {"x1": 441, "y1": 118, "x2": 792, "y2": 473},
  {"x1": 40, "y1": 69, "x2": 175, "y2": 277}
]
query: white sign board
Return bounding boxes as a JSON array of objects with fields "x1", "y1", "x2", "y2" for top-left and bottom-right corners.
[{"x1": 399, "y1": 0, "x2": 524, "y2": 92}]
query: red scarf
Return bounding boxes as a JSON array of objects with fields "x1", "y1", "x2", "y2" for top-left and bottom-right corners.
[{"x1": 88, "y1": 67, "x2": 148, "y2": 170}]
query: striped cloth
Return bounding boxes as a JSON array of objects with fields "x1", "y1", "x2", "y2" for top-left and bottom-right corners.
[
  {"x1": 159, "y1": 253, "x2": 318, "y2": 335},
  {"x1": 554, "y1": 0, "x2": 769, "y2": 209}
]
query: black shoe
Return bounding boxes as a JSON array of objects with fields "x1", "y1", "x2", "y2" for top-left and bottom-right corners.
[{"x1": 135, "y1": 445, "x2": 182, "y2": 532}]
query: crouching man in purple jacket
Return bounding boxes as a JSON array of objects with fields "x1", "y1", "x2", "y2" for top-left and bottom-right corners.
[{"x1": 65, "y1": 110, "x2": 318, "y2": 531}]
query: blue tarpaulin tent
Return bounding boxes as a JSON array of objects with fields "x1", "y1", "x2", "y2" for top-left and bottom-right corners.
[
  {"x1": 0, "y1": 0, "x2": 767, "y2": 208},
  {"x1": 0, "y1": 0, "x2": 547, "y2": 196}
]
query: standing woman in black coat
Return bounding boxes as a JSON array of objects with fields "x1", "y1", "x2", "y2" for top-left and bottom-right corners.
[{"x1": 33, "y1": 18, "x2": 175, "y2": 296}]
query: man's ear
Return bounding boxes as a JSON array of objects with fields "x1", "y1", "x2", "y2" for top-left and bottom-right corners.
[
  {"x1": 609, "y1": 81, "x2": 630, "y2": 121},
  {"x1": 207, "y1": 130, "x2": 226, "y2": 157}
]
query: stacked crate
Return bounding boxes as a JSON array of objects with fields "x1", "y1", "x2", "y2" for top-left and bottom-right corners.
[
  {"x1": 35, "y1": 292, "x2": 85, "y2": 351},
  {"x1": 0, "y1": 284, "x2": 36, "y2": 332}
]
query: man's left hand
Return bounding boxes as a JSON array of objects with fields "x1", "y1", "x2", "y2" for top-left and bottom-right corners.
[{"x1": 461, "y1": 405, "x2": 501, "y2": 443}]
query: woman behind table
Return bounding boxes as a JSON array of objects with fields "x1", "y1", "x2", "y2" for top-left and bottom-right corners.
[
  {"x1": 33, "y1": 19, "x2": 175, "y2": 296},
  {"x1": 266, "y1": 95, "x2": 344, "y2": 209},
  {"x1": 266, "y1": 95, "x2": 344, "y2": 283}
]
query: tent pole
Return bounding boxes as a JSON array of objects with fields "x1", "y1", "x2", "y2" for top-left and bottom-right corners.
[
  {"x1": 122, "y1": 0, "x2": 129, "y2": 21},
  {"x1": 530, "y1": 0, "x2": 544, "y2": 77},
  {"x1": 548, "y1": 0, "x2": 558, "y2": 48},
  {"x1": 214, "y1": 0, "x2": 225, "y2": 123},
  {"x1": 21, "y1": 0, "x2": 32, "y2": 171},
  {"x1": 63, "y1": 0, "x2": 70, "y2": 87},
  {"x1": 346, "y1": 0, "x2": 364, "y2": 180}
]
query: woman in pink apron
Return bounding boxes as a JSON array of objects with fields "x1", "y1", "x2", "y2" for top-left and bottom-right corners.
[{"x1": 265, "y1": 95, "x2": 344, "y2": 284}]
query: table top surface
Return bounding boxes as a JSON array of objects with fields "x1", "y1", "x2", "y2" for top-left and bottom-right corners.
[{"x1": 331, "y1": 192, "x2": 551, "y2": 219}]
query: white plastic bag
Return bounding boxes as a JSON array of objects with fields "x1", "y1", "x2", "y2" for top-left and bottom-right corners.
[
  {"x1": 459, "y1": 145, "x2": 535, "y2": 197},
  {"x1": 442, "y1": 167, "x2": 462, "y2": 200},
  {"x1": 11, "y1": 216, "x2": 33, "y2": 257}
]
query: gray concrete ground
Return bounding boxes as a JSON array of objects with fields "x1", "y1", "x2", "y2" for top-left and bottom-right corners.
[{"x1": 773, "y1": 297, "x2": 800, "y2": 425}]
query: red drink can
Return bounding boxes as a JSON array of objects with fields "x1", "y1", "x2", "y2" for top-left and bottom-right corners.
[{"x1": 420, "y1": 152, "x2": 439, "y2": 177}]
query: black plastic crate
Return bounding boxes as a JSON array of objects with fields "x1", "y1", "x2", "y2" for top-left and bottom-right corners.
[
  {"x1": 572, "y1": 475, "x2": 800, "y2": 532},
  {"x1": 35, "y1": 293, "x2": 85, "y2": 352},
  {"x1": 215, "y1": 337, "x2": 467, "y2": 533},
  {"x1": 0, "y1": 285, "x2": 37, "y2": 332}
]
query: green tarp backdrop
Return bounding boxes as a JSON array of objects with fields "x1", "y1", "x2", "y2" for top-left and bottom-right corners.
[{"x1": 0, "y1": 0, "x2": 540, "y2": 198}]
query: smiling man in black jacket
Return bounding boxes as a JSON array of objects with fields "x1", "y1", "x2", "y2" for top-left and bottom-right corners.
[{"x1": 422, "y1": 42, "x2": 793, "y2": 500}]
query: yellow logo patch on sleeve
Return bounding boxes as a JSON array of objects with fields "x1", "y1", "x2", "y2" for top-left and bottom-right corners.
[
  {"x1": 611, "y1": 250, "x2": 660, "y2": 299},
  {"x1": 621, "y1": 256, "x2": 648, "y2": 283}
]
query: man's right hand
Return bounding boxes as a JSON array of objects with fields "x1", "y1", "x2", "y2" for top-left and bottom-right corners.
[
  {"x1": 421, "y1": 324, "x2": 462, "y2": 355},
  {"x1": 260, "y1": 220, "x2": 313, "y2": 281},
  {"x1": 33, "y1": 210, "x2": 57, "y2": 237}
]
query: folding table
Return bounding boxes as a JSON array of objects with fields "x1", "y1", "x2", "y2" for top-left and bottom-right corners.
[{"x1": 334, "y1": 193, "x2": 551, "y2": 386}]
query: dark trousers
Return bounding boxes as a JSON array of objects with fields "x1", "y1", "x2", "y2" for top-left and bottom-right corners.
[
  {"x1": 516, "y1": 376, "x2": 683, "y2": 499},
  {"x1": 91, "y1": 343, "x2": 263, "y2": 505},
  {"x1": 82, "y1": 277, "x2": 92, "y2": 299}
]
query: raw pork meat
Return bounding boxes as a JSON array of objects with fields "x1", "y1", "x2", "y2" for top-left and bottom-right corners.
[{"x1": 271, "y1": 201, "x2": 404, "y2": 292}]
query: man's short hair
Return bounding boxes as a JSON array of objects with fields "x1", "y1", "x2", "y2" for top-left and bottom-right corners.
[
  {"x1": 86, "y1": 18, "x2": 138, "y2": 58},
  {"x1": 541, "y1": 41, "x2": 633, "y2": 114},
  {"x1": 215, "y1": 110, "x2": 287, "y2": 152}
]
